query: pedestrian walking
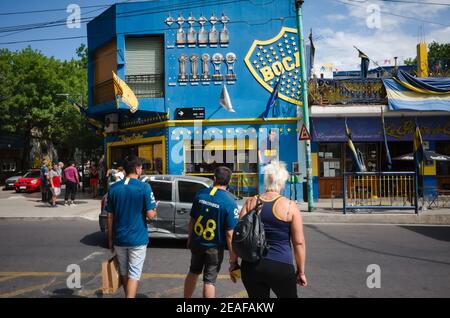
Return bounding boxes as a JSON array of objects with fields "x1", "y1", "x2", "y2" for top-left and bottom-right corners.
[
  {"x1": 89, "y1": 163, "x2": 99, "y2": 198},
  {"x1": 106, "y1": 156, "x2": 157, "y2": 298},
  {"x1": 63, "y1": 161, "x2": 79, "y2": 206},
  {"x1": 238, "y1": 161, "x2": 307, "y2": 298},
  {"x1": 183, "y1": 166, "x2": 240, "y2": 298},
  {"x1": 39, "y1": 159, "x2": 50, "y2": 203},
  {"x1": 49, "y1": 163, "x2": 62, "y2": 207}
]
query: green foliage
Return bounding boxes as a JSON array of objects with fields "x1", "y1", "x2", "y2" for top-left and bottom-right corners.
[
  {"x1": 0, "y1": 44, "x2": 102, "y2": 163},
  {"x1": 403, "y1": 42, "x2": 450, "y2": 73}
]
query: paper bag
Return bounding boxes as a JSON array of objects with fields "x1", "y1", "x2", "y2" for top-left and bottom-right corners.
[{"x1": 102, "y1": 256, "x2": 122, "y2": 294}]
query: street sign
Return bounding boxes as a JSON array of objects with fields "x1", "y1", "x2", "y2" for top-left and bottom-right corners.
[
  {"x1": 299, "y1": 123, "x2": 311, "y2": 141},
  {"x1": 175, "y1": 107, "x2": 205, "y2": 120}
]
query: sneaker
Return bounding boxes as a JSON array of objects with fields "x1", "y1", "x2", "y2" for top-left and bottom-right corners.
[
  {"x1": 64, "y1": 202, "x2": 69, "y2": 207},
  {"x1": 70, "y1": 201, "x2": 77, "y2": 207}
]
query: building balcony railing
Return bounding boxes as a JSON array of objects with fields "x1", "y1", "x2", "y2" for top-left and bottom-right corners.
[
  {"x1": 125, "y1": 74, "x2": 164, "y2": 98},
  {"x1": 308, "y1": 78, "x2": 387, "y2": 105}
]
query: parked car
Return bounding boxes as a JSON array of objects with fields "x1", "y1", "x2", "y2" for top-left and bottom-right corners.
[
  {"x1": 14, "y1": 169, "x2": 41, "y2": 193},
  {"x1": 3, "y1": 171, "x2": 24, "y2": 190},
  {"x1": 99, "y1": 175, "x2": 245, "y2": 239}
]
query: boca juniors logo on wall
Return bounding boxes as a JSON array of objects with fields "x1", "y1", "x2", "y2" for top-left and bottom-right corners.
[{"x1": 244, "y1": 27, "x2": 302, "y2": 106}]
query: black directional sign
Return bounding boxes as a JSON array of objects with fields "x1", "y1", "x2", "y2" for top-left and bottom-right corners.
[{"x1": 175, "y1": 107, "x2": 205, "y2": 120}]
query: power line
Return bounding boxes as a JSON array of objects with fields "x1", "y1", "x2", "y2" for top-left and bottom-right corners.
[
  {"x1": 0, "y1": 14, "x2": 295, "y2": 46},
  {"x1": 375, "y1": 0, "x2": 450, "y2": 6},
  {"x1": 336, "y1": 0, "x2": 450, "y2": 27},
  {"x1": 0, "y1": 0, "x2": 252, "y2": 34}
]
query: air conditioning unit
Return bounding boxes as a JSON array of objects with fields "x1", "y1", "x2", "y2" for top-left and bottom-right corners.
[{"x1": 104, "y1": 113, "x2": 119, "y2": 133}]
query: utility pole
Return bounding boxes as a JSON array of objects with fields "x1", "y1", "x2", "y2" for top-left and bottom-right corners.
[{"x1": 295, "y1": 0, "x2": 314, "y2": 211}]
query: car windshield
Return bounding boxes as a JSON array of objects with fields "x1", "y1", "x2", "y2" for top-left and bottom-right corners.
[{"x1": 23, "y1": 171, "x2": 40, "y2": 178}]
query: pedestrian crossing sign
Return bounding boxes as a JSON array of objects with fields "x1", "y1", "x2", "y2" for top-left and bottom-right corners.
[{"x1": 299, "y1": 124, "x2": 310, "y2": 141}]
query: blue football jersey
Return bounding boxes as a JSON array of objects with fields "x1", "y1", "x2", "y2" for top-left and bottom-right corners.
[{"x1": 190, "y1": 187, "x2": 239, "y2": 248}]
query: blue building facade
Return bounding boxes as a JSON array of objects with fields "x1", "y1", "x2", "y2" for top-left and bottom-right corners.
[{"x1": 87, "y1": 0, "x2": 309, "y2": 199}]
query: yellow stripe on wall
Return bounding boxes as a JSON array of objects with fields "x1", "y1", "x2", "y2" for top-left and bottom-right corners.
[{"x1": 312, "y1": 153, "x2": 318, "y2": 177}]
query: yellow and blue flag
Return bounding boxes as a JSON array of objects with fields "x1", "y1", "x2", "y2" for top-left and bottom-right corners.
[
  {"x1": 112, "y1": 71, "x2": 139, "y2": 113},
  {"x1": 413, "y1": 121, "x2": 427, "y2": 168},
  {"x1": 263, "y1": 79, "x2": 280, "y2": 120},
  {"x1": 345, "y1": 119, "x2": 366, "y2": 172},
  {"x1": 381, "y1": 109, "x2": 392, "y2": 170}
]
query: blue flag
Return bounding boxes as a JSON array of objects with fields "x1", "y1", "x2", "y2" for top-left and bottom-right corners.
[
  {"x1": 345, "y1": 119, "x2": 366, "y2": 172},
  {"x1": 263, "y1": 79, "x2": 280, "y2": 120},
  {"x1": 381, "y1": 109, "x2": 392, "y2": 170}
]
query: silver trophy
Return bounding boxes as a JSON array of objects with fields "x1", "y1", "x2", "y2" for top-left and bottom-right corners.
[
  {"x1": 220, "y1": 13, "x2": 230, "y2": 46},
  {"x1": 209, "y1": 14, "x2": 219, "y2": 45},
  {"x1": 187, "y1": 13, "x2": 197, "y2": 45},
  {"x1": 190, "y1": 54, "x2": 200, "y2": 81},
  {"x1": 198, "y1": 14, "x2": 208, "y2": 46},
  {"x1": 225, "y1": 52, "x2": 237, "y2": 81},
  {"x1": 178, "y1": 54, "x2": 188, "y2": 82},
  {"x1": 176, "y1": 14, "x2": 186, "y2": 46},
  {"x1": 212, "y1": 53, "x2": 223, "y2": 81},
  {"x1": 201, "y1": 53, "x2": 211, "y2": 81},
  {"x1": 165, "y1": 14, "x2": 175, "y2": 48}
]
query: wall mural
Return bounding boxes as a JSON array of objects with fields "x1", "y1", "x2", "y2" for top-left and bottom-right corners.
[{"x1": 244, "y1": 27, "x2": 302, "y2": 106}]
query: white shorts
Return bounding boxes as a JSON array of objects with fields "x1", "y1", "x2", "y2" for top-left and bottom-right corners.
[
  {"x1": 114, "y1": 245, "x2": 147, "y2": 281},
  {"x1": 51, "y1": 187, "x2": 61, "y2": 196}
]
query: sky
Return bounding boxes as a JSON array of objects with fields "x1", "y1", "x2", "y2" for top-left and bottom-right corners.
[{"x1": 0, "y1": 0, "x2": 449, "y2": 74}]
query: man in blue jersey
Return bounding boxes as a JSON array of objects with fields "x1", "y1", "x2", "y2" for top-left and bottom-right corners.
[
  {"x1": 184, "y1": 166, "x2": 240, "y2": 298},
  {"x1": 106, "y1": 156, "x2": 157, "y2": 298}
]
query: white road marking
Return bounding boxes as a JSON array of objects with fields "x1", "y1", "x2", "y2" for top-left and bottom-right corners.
[{"x1": 83, "y1": 252, "x2": 104, "y2": 261}]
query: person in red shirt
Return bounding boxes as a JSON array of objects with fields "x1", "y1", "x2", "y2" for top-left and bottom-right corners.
[{"x1": 49, "y1": 163, "x2": 62, "y2": 207}]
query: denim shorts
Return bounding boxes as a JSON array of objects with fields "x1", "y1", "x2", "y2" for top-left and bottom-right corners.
[{"x1": 114, "y1": 245, "x2": 147, "y2": 281}]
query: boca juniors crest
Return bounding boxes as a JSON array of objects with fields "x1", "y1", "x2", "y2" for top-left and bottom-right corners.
[{"x1": 244, "y1": 27, "x2": 302, "y2": 106}]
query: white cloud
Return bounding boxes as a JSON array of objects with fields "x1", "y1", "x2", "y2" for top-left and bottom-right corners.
[
  {"x1": 324, "y1": 14, "x2": 347, "y2": 21},
  {"x1": 311, "y1": 0, "x2": 450, "y2": 74}
]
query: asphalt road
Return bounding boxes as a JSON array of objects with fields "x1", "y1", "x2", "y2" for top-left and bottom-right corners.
[{"x1": 0, "y1": 220, "x2": 449, "y2": 298}]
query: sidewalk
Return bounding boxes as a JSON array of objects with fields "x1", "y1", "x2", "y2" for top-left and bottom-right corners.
[
  {"x1": 298, "y1": 199, "x2": 450, "y2": 225},
  {"x1": 1, "y1": 189, "x2": 450, "y2": 225},
  {"x1": 0, "y1": 189, "x2": 101, "y2": 221}
]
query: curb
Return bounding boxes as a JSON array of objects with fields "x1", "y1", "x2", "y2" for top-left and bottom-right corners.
[
  {"x1": 1, "y1": 214, "x2": 449, "y2": 225},
  {"x1": 302, "y1": 214, "x2": 450, "y2": 225}
]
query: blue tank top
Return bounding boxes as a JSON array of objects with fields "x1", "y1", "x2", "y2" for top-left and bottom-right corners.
[{"x1": 260, "y1": 196, "x2": 293, "y2": 265}]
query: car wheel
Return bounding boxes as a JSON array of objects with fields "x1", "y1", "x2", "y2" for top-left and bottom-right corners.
[{"x1": 15, "y1": 190, "x2": 20, "y2": 193}]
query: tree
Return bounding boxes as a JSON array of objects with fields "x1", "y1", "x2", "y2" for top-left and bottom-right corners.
[
  {"x1": 0, "y1": 44, "x2": 102, "y2": 168},
  {"x1": 403, "y1": 41, "x2": 450, "y2": 75}
]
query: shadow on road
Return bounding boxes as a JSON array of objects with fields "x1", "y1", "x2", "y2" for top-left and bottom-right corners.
[
  {"x1": 80, "y1": 231, "x2": 108, "y2": 248},
  {"x1": 399, "y1": 226, "x2": 450, "y2": 242},
  {"x1": 306, "y1": 224, "x2": 450, "y2": 266},
  {"x1": 149, "y1": 238, "x2": 188, "y2": 249},
  {"x1": 33, "y1": 201, "x2": 90, "y2": 208}
]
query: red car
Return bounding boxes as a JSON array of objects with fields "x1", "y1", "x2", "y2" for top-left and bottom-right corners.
[{"x1": 14, "y1": 170, "x2": 41, "y2": 193}]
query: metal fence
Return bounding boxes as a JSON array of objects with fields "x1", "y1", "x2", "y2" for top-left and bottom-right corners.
[{"x1": 343, "y1": 172, "x2": 419, "y2": 214}]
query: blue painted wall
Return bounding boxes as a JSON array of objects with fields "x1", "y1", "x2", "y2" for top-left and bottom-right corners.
[{"x1": 87, "y1": 0, "x2": 300, "y2": 119}]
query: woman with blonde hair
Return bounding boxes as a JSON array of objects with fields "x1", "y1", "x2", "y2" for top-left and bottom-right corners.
[{"x1": 237, "y1": 161, "x2": 307, "y2": 298}]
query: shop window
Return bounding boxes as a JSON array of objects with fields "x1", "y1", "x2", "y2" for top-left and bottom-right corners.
[
  {"x1": 318, "y1": 143, "x2": 342, "y2": 178},
  {"x1": 110, "y1": 142, "x2": 163, "y2": 175},
  {"x1": 178, "y1": 181, "x2": 206, "y2": 203},
  {"x1": 345, "y1": 143, "x2": 379, "y2": 172},
  {"x1": 148, "y1": 181, "x2": 172, "y2": 201},
  {"x1": 436, "y1": 142, "x2": 450, "y2": 176},
  {"x1": 1, "y1": 161, "x2": 16, "y2": 172}
]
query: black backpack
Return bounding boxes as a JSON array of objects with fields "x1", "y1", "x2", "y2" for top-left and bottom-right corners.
[{"x1": 232, "y1": 196, "x2": 268, "y2": 263}]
